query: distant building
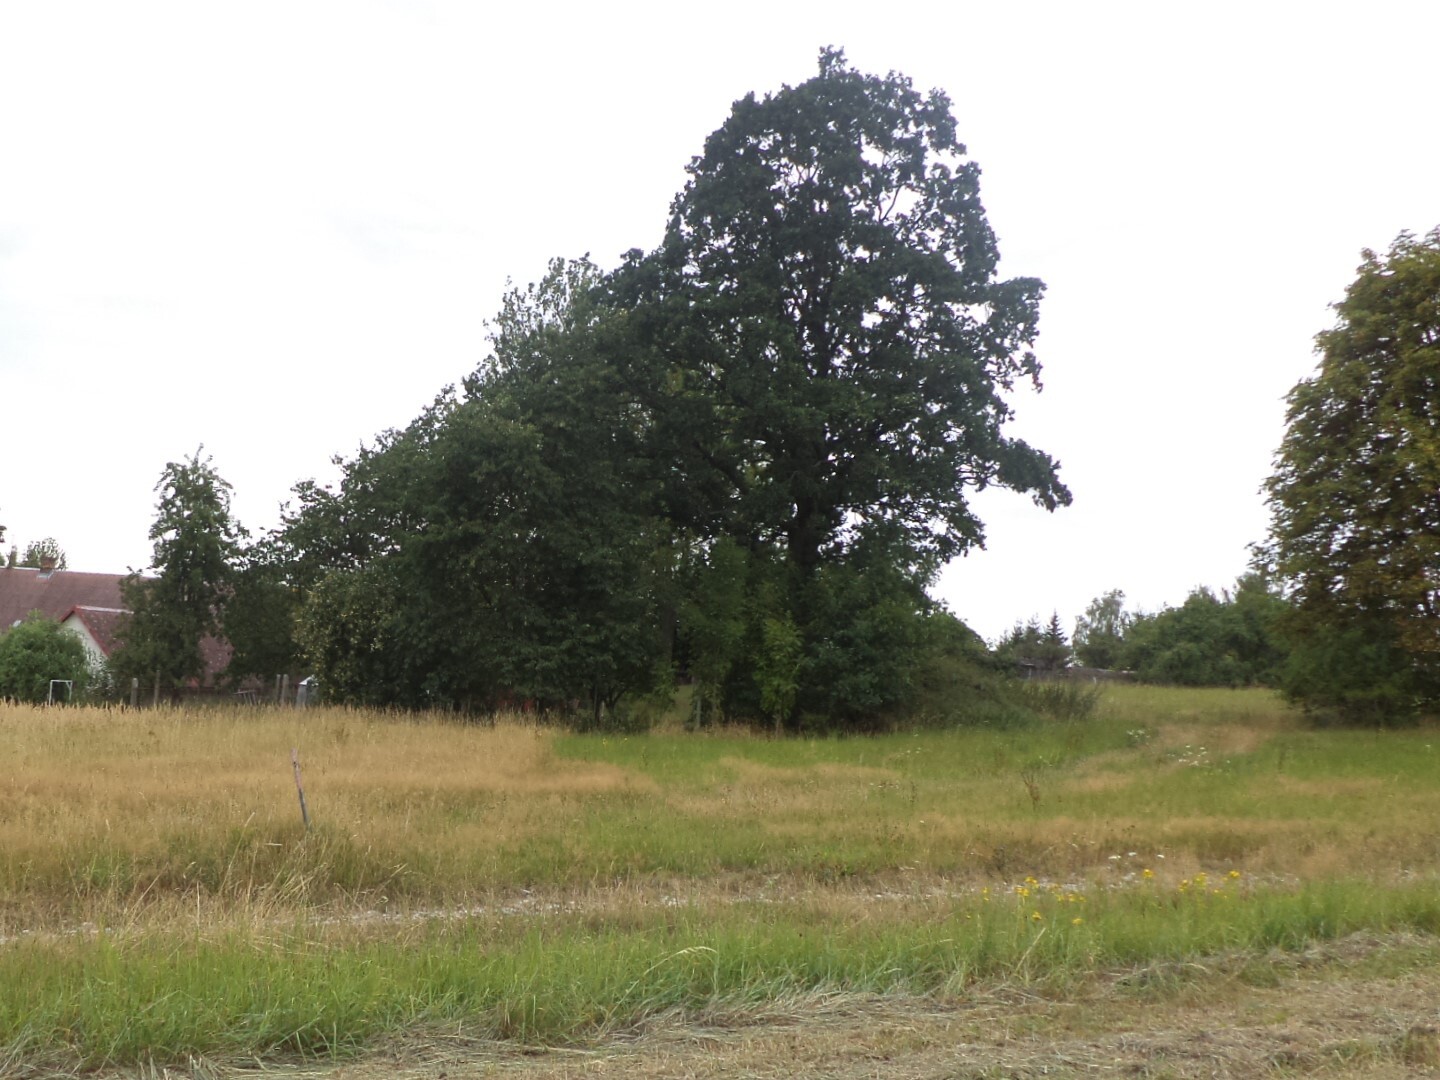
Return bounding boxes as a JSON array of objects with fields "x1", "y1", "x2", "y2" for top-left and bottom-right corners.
[
  {"x1": 58, "y1": 605, "x2": 129, "y2": 670},
  {"x1": 0, "y1": 562, "x2": 127, "y2": 631},
  {"x1": 0, "y1": 562, "x2": 231, "y2": 685}
]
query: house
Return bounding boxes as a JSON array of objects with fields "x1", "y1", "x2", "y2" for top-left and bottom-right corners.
[
  {"x1": 0, "y1": 560, "x2": 231, "y2": 685},
  {"x1": 57, "y1": 605, "x2": 129, "y2": 671},
  {"x1": 0, "y1": 560, "x2": 127, "y2": 633}
]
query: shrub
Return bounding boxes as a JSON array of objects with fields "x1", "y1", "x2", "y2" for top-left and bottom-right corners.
[{"x1": 0, "y1": 614, "x2": 91, "y2": 703}]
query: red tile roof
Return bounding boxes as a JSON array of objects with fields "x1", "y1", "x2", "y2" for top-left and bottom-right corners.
[
  {"x1": 0, "y1": 567, "x2": 126, "y2": 630},
  {"x1": 61, "y1": 605, "x2": 129, "y2": 657},
  {"x1": 1, "y1": 566, "x2": 232, "y2": 685}
]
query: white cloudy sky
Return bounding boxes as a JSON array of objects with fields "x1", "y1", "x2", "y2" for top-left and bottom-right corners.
[{"x1": 1, "y1": 1, "x2": 1436, "y2": 642}]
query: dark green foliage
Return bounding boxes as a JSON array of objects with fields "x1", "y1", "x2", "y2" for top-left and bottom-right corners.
[
  {"x1": 677, "y1": 541, "x2": 948, "y2": 730},
  {"x1": 610, "y1": 47, "x2": 1068, "y2": 578},
  {"x1": 275, "y1": 52, "x2": 1067, "y2": 728},
  {"x1": 293, "y1": 561, "x2": 408, "y2": 706},
  {"x1": 290, "y1": 261, "x2": 670, "y2": 718},
  {"x1": 603, "y1": 47, "x2": 1068, "y2": 725},
  {"x1": 905, "y1": 612, "x2": 1097, "y2": 730},
  {"x1": 994, "y1": 613, "x2": 1072, "y2": 674},
  {"x1": 676, "y1": 539, "x2": 753, "y2": 727},
  {"x1": 112, "y1": 449, "x2": 246, "y2": 694},
  {"x1": 795, "y1": 554, "x2": 937, "y2": 728},
  {"x1": 1261, "y1": 228, "x2": 1440, "y2": 723},
  {"x1": 1073, "y1": 589, "x2": 1130, "y2": 669},
  {"x1": 1278, "y1": 619, "x2": 1422, "y2": 727},
  {"x1": 1124, "y1": 576, "x2": 1287, "y2": 687},
  {"x1": 1125, "y1": 590, "x2": 1242, "y2": 687},
  {"x1": 0, "y1": 614, "x2": 90, "y2": 702},
  {"x1": 221, "y1": 548, "x2": 302, "y2": 685},
  {"x1": 901, "y1": 611, "x2": 1036, "y2": 729}
]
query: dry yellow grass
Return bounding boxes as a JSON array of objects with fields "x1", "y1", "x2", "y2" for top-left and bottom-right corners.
[
  {"x1": 6, "y1": 687, "x2": 1440, "y2": 1075},
  {"x1": 0, "y1": 702, "x2": 658, "y2": 931},
  {"x1": 3, "y1": 686, "x2": 1438, "y2": 935}
]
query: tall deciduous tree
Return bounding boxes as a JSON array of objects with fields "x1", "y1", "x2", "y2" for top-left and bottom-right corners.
[
  {"x1": 605, "y1": 48, "x2": 1068, "y2": 726},
  {"x1": 278, "y1": 52, "x2": 1068, "y2": 727},
  {"x1": 1260, "y1": 228, "x2": 1440, "y2": 722},
  {"x1": 1073, "y1": 589, "x2": 1130, "y2": 669},
  {"x1": 612, "y1": 48, "x2": 1069, "y2": 577},
  {"x1": 222, "y1": 538, "x2": 302, "y2": 685},
  {"x1": 114, "y1": 449, "x2": 246, "y2": 694},
  {"x1": 288, "y1": 265, "x2": 671, "y2": 717}
]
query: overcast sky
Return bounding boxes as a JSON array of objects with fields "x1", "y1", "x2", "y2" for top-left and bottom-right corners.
[{"x1": 2, "y1": 1, "x2": 1436, "y2": 642}]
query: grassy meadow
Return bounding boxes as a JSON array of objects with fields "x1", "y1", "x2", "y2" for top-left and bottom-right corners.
[{"x1": 3, "y1": 685, "x2": 1440, "y2": 1070}]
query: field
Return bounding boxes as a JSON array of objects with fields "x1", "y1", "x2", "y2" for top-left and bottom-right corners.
[{"x1": 3, "y1": 686, "x2": 1440, "y2": 1077}]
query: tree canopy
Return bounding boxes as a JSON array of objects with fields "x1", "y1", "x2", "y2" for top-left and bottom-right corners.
[
  {"x1": 1072, "y1": 589, "x2": 1129, "y2": 669},
  {"x1": 608, "y1": 47, "x2": 1068, "y2": 577},
  {"x1": 1123, "y1": 578, "x2": 1287, "y2": 688},
  {"x1": 114, "y1": 449, "x2": 246, "y2": 695},
  {"x1": 1260, "y1": 227, "x2": 1440, "y2": 722},
  {"x1": 275, "y1": 51, "x2": 1068, "y2": 726},
  {"x1": 0, "y1": 614, "x2": 91, "y2": 703}
]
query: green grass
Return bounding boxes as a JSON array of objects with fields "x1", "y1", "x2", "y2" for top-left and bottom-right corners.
[
  {"x1": 3, "y1": 684, "x2": 1440, "y2": 1069},
  {"x1": 6, "y1": 877, "x2": 1440, "y2": 1069}
]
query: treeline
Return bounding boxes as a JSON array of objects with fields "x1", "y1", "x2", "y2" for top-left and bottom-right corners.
[
  {"x1": 104, "y1": 51, "x2": 1072, "y2": 730},
  {"x1": 997, "y1": 575, "x2": 1288, "y2": 688},
  {"x1": 17, "y1": 60, "x2": 1434, "y2": 731}
]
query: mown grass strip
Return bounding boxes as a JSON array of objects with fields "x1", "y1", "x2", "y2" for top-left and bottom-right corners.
[{"x1": 4, "y1": 879, "x2": 1440, "y2": 1070}]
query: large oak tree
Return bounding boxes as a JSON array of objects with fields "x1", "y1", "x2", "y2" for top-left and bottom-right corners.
[
  {"x1": 609, "y1": 47, "x2": 1069, "y2": 578},
  {"x1": 283, "y1": 51, "x2": 1069, "y2": 725}
]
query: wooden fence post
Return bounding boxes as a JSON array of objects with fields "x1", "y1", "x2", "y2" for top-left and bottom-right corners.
[{"x1": 291, "y1": 748, "x2": 311, "y2": 832}]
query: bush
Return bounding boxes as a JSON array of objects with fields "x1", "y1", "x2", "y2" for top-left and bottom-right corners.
[
  {"x1": 1016, "y1": 679, "x2": 1101, "y2": 723},
  {"x1": 0, "y1": 614, "x2": 92, "y2": 703},
  {"x1": 1280, "y1": 620, "x2": 1424, "y2": 727}
]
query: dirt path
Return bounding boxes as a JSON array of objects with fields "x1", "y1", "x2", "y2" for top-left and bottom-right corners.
[{"x1": 125, "y1": 933, "x2": 1440, "y2": 1080}]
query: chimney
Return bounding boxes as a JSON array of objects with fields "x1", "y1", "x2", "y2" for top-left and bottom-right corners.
[{"x1": 38, "y1": 554, "x2": 57, "y2": 575}]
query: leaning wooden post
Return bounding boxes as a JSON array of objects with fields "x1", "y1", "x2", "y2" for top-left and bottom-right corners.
[
  {"x1": 129, "y1": 677, "x2": 139, "y2": 709},
  {"x1": 291, "y1": 748, "x2": 311, "y2": 832}
]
